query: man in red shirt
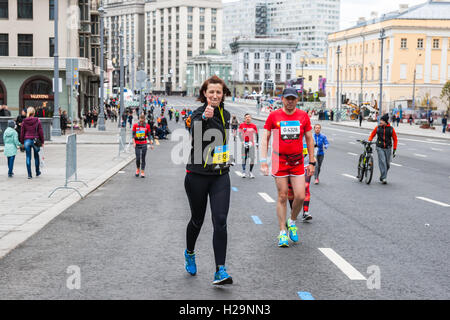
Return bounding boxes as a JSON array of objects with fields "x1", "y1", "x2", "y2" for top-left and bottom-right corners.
[
  {"x1": 260, "y1": 88, "x2": 316, "y2": 247},
  {"x1": 238, "y1": 113, "x2": 258, "y2": 178},
  {"x1": 132, "y1": 114, "x2": 154, "y2": 178},
  {"x1": 368, "y1": 113, "x2": 398, "y2": 184}
]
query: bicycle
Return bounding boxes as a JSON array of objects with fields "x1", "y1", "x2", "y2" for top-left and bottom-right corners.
[{"x1": 356, "y1": 139, "x2": 376, "y2": 184}]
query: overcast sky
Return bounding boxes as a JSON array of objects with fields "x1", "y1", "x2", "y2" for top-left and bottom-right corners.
[{"x1": 222, "y1": 0, "x2": 426, "y2": 30}]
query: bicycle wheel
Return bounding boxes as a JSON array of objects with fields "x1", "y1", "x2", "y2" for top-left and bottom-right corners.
[
  {"x1": 365, "y1": 155, "x2": 374, "y2": 184},
  {"x1": 357, "y1": 154, "x2": 365, "y2": 182}
]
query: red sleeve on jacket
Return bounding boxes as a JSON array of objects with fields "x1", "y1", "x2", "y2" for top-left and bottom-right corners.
[
  {"x1": 392, "y1": 127, "x2": 398, "y2": 150},
  {"x1": 368, "y1": 126, "x2": 378, "y2": 141}
]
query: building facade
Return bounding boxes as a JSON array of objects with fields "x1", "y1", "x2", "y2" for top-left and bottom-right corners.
[
  {"x1": 326, "y1": 1, "x2": 450, "y2": 113},
  {"x1": 229, "y1": 37, "x2": 298, "y2": 97},
  {"x1": 223, "y1": 0, "x2": 340, "y2": 56},
  {"x1": 144, "y1": 0, "x2": 223, "y2": 94},
  {"x1": 104, "y1": 0, "x2": 145, "y2": 91},
  {"x1": 295, "y1": 55, "x2": 327, "y2": 95},
  {"x1": 0, "y1": 0, "x2": 103, "y2": 118},
  {"x1": 185, "y1": 48, "x2": 231, "y2": 96}
]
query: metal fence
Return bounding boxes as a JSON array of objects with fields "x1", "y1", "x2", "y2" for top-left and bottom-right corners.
[{"x1": 49, "y1": 134, "x2": 87, "y2": 198}]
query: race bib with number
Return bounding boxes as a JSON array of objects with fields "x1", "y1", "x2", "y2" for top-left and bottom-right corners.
[
  {"x1": 213, "y1": 145, "x2": 230, "y2": 164},
  {"x1": 280, "y1": 121, "x2": 301, "y2": 140},
  {"x1": 136, "y1": 130, "x2": 146, "y2": 138}
]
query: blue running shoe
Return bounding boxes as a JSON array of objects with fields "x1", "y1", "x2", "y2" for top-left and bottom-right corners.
[
  {"x1": 286, "y1": 222, "x2": 299, "y2": 242},
  {"x1": 213, "y1": 266, "x2": 233, "y2": 285},
  {"x1": 184, "y1": 250, "x2": 197, "y2": 276},
  {"x1": 278, "y1": 233, "x2": 289, "y2": 247}
]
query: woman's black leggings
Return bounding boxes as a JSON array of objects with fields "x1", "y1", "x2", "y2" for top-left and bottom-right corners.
[
  {"x1": 135, "y1": 144, "x2": 147, "y2": 170},
  {"x1": 185, "y1": 172, "x2": 231, "y2": 267}
]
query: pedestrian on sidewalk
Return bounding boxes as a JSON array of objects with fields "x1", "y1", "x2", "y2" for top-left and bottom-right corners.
[
  {"x1": 20, "y1": 107, "x2": 44, "y2": 179},
  {"x1": 3, "y1": 120, "x2": 21, "y2": 177},
  {"x1": 442, "y1": 115, "x2": 448, "y2": 134},
  {"x1": 184, "y1": 75, "x2": 233, "y2": 285},
  {"x1": 15, "y1": 108, "x2": 27, "y2": 136},
  {"x1": 60, "y1": 110, "x2": 68, "y2": 135},
  {"x1": 367, "y1": 114, "x2": 398, "y2": 184},
  {"x1": 408, "y1": 114, "x2": 413, "y2": 125},
  {"x1": 358, "y1": 111, "x2": 363, "y2": 127}
]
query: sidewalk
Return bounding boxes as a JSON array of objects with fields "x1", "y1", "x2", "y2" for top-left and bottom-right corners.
[
  {"x1": 330, "y1": 120, "x2": 450, "y2": 141},
  {"x1": 0, "y1": 120, "x2": 135, "y2": 259}
]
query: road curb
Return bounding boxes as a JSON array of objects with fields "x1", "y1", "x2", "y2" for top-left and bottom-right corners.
[
  {"x1": 0, "y1": 153, "x2": 136, "y2": 261},
  {"x1": 329, "y1": 122, "x2": 450, "y2": 141}
]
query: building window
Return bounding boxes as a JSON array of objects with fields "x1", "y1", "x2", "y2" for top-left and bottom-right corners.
[
  {"x1": 0, "y1": 33, "x2": 8, "y2": 56},
  {"x1": 265, "y1": 52, "x2": 270, "y2": 60},
  {"x1": 254, "y1": 63, "x2": 259, "y2": 70},
  {"x1": 49, "y1": 0, "x2": 54, "y2": 20},
  {"x1": 286, "y1": 52, "x2": 291, "y2": 60},
  {"x1": 254, "y1": 52, "x2": 260, "y2": 59},
  {"x1": 187, "y1": 50, "x2": 192, "y2": 57},
  {"x1": 265, "y1": 63, "x2": 270, "y2": 70},
  {"x1": 254, "y1": 73, "x2": 259, "y2": 81},
  {"x1": 18, "y1": 0, "x2": 33, "y2": 19},
  {"x1": 0, "y1": 0, "x2": 8, "y2": 18},
  {"x1": 417, "y1": 38, "x2": 423, "y2": 49},
  {"x1": 308, "y1": 75, "x2": 312, "y2": 81},
  {"x1": 400, "y1": 38, "x2": 407, "y2": 49},
  {"x1": 432, "y1": 64, "x2": 439, "y2": 80},
  {"x1": 433, "y1": 39, "x2": 439, "y2": 49},
  {"x1": 18, "y1": 34, "x2": 33, "y2": 56},
  {"x1": 275, "y1": 52, "x2": 281, "y2": 59},
  {"x1": 416, "y1": 64, "x2": 423, "y2": 80},
  {"x1": 49, "y1": 37, "x2": 54, "y2": 57},
  {"x1": 287, "y1": 63, "x2": 291, "y2": 70},
  {"x1": 275, "y1": 63, "x2": 281, "y2": 70},
  {"x1": 200, "y1": 15, "x2": 204, "y2": 23},
  {"x1": 399, "y1": 64, "x2": 407, "y2": 80}
]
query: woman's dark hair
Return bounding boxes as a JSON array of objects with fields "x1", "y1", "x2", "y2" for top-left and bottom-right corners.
[{"x1": 197, "y1": 75, "x2": 231, "y2": 104}]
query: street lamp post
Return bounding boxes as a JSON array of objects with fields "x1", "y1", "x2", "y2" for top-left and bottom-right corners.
[
  {"x1": 412, "y1": 53, "x2": 422, "y2": 110},
  {"x1": 378, "y1": 28, "x2": 386, "y2": 121},
  {"x1": 118, "y1": 29, "x2": 124, "y2": 128},
  {"x1": 98, "y1": 5, "x2": 106, "y2": 131},
  {"x1": 51, "y1": 0, "x2": 61, "y2": 136},
  {"x1": 336, "y1": 45, "x2": 341, "y2": 122}
]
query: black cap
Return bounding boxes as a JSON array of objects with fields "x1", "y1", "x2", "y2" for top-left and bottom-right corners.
[
  {"x1": 380, "y1": 114, "x2": 389, "y2": 123},
  {"x1": 282, "y1": 87, "x2": 299, "y2": 98}
]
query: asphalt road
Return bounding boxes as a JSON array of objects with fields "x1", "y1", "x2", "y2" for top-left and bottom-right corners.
[{"x1": 0, "y1": 98, "x2": 449, "y2": 300}]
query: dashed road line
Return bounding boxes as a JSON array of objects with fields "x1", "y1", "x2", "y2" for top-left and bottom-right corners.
[
  {"x1": 342, "y1": 173, "x2": 357, "y2": 180},
  {"x1": 258, "y1": 192, "x2": 275, "y2": 203},
  {"x1": 297, "y1": 292, "x2": 315, "y2": 300},
  {"x1": 416, "y1": 197, "x2": 450, "y2": 208},
  {"x1": 431, "y1": 147, "x2": 443, "y2": 151},
  {"x1": 414, "y1": 153, "x2": 427, "y2": 158},
  {"x1": 251, "y1": 216, "x2": 263, "y2": 225},
  {"x1": 348, "y1": 141, "x2": 356, "y2": 145},
  {"x1": 318, "y1": 248, "x2": 366, "y2": 281},
  {"x1": 390, "y1": 162, "x2": 403, "y2": 167},
  {"x1": 347, "y1": 152, "x2": 358, "y2": 156}
]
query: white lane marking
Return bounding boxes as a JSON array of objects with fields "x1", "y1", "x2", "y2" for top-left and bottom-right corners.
[
  {"x1": 347, "y1": 152, "x2": 358, "y2": 156},
  {"x1": 398, "y1": 142, "x2": 406, "y2": 146},
  {"x1": 235, "y1": 171, "x2": 244, "y2": 177},
  {"x1": 258, "y1": 192, "x2": 275, "y2": 203},
  {"x1": 431, "y1": 147, "x2": 443, "y2": 151},
  {"x1": 390, "y1": 162, "x2": 403, "y2": 167},
  {"x1": 414, "y1": 153, "x2": 427, "y2": 158},
  {"x1": 342, "y1": 174, "x2": 357, "y2": 180},
  {"x1": 318, "y1": 248, "x2": 367, "y2": 281},
  {"x1": 348, "y1": 141, "x2": 356, "y2": 145},
  {"x1": 118, "y1": 171, "x2": 125, "y2": 174},
  {"x1": 416, "y1": 197, "x2": 450, "y2": 208}
]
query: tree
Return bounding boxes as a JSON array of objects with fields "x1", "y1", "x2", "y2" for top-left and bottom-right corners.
[{"x1": 440, "y1": 80, "x2": 450, "y2": 116}]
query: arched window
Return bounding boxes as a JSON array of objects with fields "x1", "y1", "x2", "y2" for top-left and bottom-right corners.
[{"x1": 19, "y1": 76, "x2": 54, "y2": 116}]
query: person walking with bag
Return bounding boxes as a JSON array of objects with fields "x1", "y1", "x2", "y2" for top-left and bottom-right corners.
[
  {"x1": 3, "y1": 120, "x2": 21, "y2": 177},
  {"x1": 20, "y1": 107, "x2": 44, "y2": 179}
]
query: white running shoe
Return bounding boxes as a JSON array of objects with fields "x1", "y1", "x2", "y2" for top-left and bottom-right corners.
[{"x1": 249, "y1": 172, "x2": 255, "y2": 179}]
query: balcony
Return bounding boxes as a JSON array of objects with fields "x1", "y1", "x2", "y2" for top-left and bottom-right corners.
[{"x1": 0, "y1": 57, "x2": 98, "y2": 75}]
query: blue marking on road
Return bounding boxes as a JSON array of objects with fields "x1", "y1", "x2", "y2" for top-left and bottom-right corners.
[
  {"x1": 232, "y1": 187, "x2": 238, "y2": 192},
  {"x1": 297, "y1": 292, "x2": 315, "y2": 300},
  {"x1": 251, "y1": 216, "x2": 262, "y2": 225}
]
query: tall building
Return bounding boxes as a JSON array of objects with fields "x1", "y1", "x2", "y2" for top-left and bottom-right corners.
[
  {"x1": 104, "y1": 0, "x2": 145, "y2": 91},
  {"x1": 223, "y1": 0, "x2": 340, "y2": 56},
  {"x1": 229, "y1": 37, "x2": 298, "y2": 96},
  {"x1": 326, "y1": 0, "x2": 450, "y2": 113},
  {"x1": 144, "y1": 0, "x2": 223, "y2": 94},
  {"x1": 0, "y1": 0, "x2": 103, "y2": 118}
]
